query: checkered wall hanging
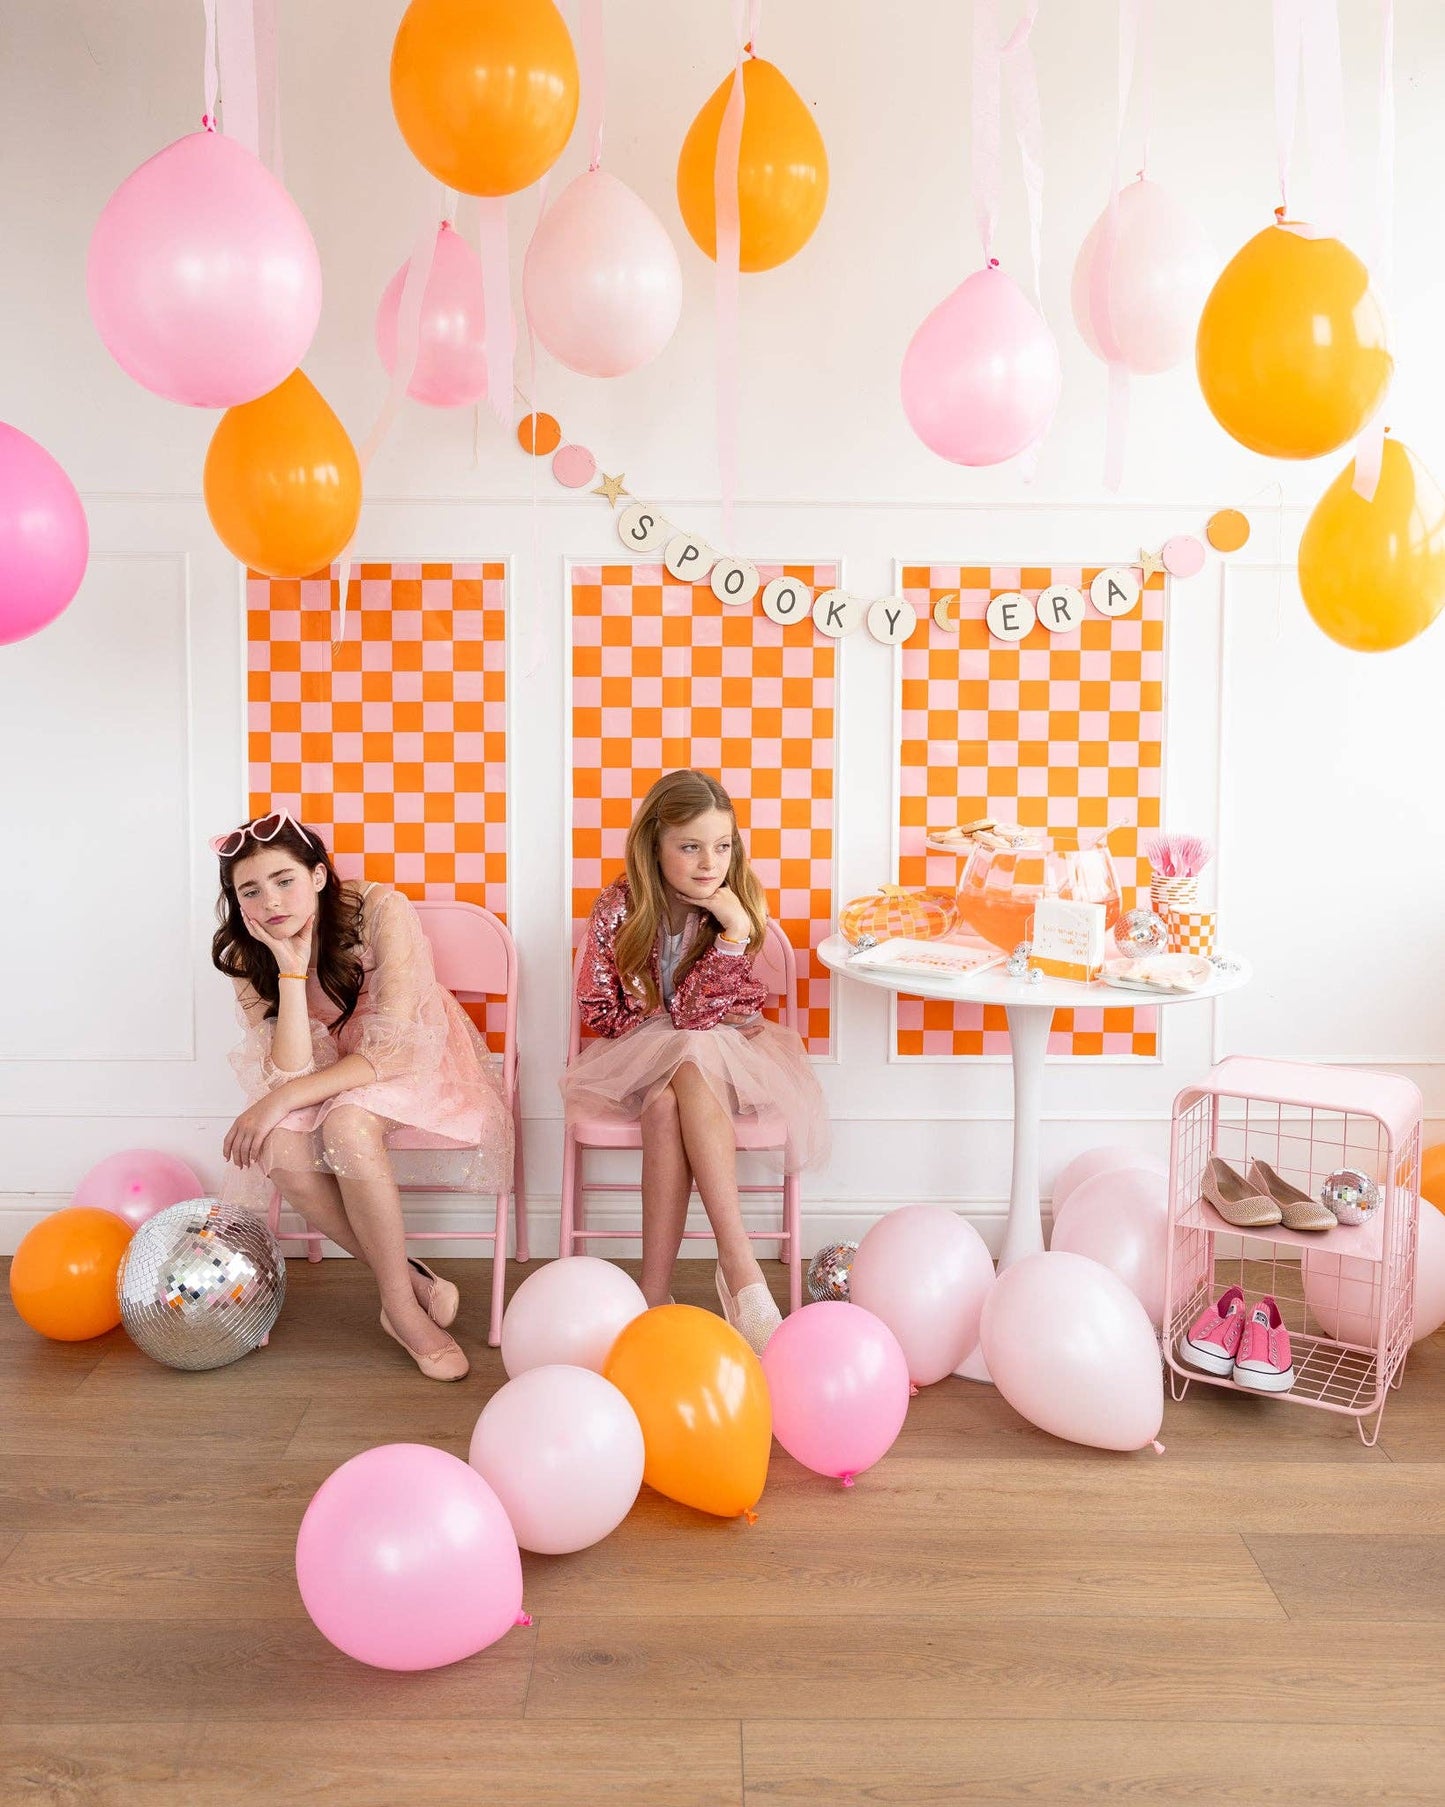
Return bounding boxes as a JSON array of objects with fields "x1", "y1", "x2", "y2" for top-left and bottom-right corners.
[
  {"x1": 570, "y1": 561, "x2": 837, "y2": 1055},
  {"x1": 894, "y1": 563, "x2": 1165, "y2": 1060}
]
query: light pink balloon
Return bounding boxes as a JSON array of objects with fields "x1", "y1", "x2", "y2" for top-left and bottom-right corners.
[
  {"x1": 1071, "y1": 177, "x2": 1216, "y2": 376},
  {"x1": 761, "y1": 1302, "x2": 910, "y2": 1484},
  {"x1": 501, "y1": 1256, "x2": 647, "y2": 1378},
  {"x1": 981, "y1": 1251, "x2": 1163, "y2": 1451},
  {"x1": 1052, "y1": 1144, "x2": 1168, "y2": 1220},
  {"x1": 523, "y1": 169, "x2": 683, "y2": 378},
  {"x1": 1050, "y1": 1166, "x2": 1170, "y2": 1328},
  {"x1": 901, "y1": 263, "x2": 1061, "y2": 466},
  {"x1": 295, "y1": 1443, "x2": 523, "y2": 1671},
  {"x1": 0, "y1": 424, "x2": 89, "y2": 646},
  {"x1": 469, "y1": 1364, "x2": 644, "y2": 1553},
  {"x1": 849, "y1": 1205, "x2": 996, "y2": 1386},
  {"x1": 1303, "y1": 1199, "x2": 1445, "y2": 1346},
  {"x1": 87, "y1": 130, "x2": 322, "y2": 408},
  {"x1": 375, "y1": 221, "x2": 490, "y2": 409},
  {"x1": 72, "y1": 1148, "x2": 205, "y2": 1231}
]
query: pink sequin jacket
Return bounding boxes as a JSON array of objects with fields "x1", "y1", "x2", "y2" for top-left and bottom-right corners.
[{"x1": 577, "y1": 879, "x2": 768, "y2": 1038}]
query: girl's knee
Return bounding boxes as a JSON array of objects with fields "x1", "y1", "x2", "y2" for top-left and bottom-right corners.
[
  {"x1": 321, "y1": 1105, "x2": 385, "y2": 1169},
  {"x1": 640, "y1": 1085, "x2": 680, "y2": 1131}
]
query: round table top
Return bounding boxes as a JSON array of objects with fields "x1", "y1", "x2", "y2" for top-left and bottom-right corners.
[{"x1": 818, "y1": 934, "x2": 1252, "y2": 1012}]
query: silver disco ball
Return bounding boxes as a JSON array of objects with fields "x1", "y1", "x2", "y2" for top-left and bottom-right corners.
[
  {"x1": 807, "y1": 1241, "x2": 858, "y2": 1302},
  {"x1": 117, "y1": 1198, "x2": 286, "y2": 1370},
  {"x1": 1319, "y1": 1169, "x2": 1382, "y2": 1227}
]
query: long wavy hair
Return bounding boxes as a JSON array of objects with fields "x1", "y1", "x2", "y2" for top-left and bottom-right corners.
[
  {"x1": 615, "y1": 770, "x2": 768, "y2": 1011},
  {"x1": 211, "y1": 818, "x2": 365, "y2": 1029}
]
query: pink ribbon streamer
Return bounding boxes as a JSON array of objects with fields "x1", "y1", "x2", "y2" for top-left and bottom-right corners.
[
  {"x1": 1000, "y1": 2, "x2": 1043, "y2": 309},
  {"x1": 478, "y1": 198, "x2": 514, "y2": 427},
  {"x1": 1273, "y1": 0, "x2": 1304, "y2": 217},
  {"x1": 201, "y1": 0, "x2": 219, "y2": 126},
  {"x1": 580, "y1": 0, "x2": 606, "y2": 171},
  {"x1": 714, "y1": 0, "x2": 759, "y2": 549},
  {"x1": 216, "y1": 0, "x2": 259, "y2": 155},
  {"x1": 254, "y1": 0, "x2": 282, "y2": 177},
  {"x1": 1353, "y1": 0, "x2": 1394, "y2": 502},
  {"x1": 1089, "y1": 0, "x2": 1148, "y2": 491},
  {"x1": 971, "y1": 0, "x2": 1002, "y2": 262}
]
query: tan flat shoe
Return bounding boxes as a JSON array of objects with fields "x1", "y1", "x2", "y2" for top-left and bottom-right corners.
[
  {"x1": 715, "y1": 1264, "x2": 782, "y2": 1356},
  {"x1": 1248, "y1": 1159, "x2": 1337, "y2": 1233},
  {"x1": 408, "y1": 1256, "x2": 460, "y2": 1328},
  {"x1": 1200, "y1": 1156, "x2": 1281, "y2": 1228},
  {"x1": 380, "y1": 1308, "x2": 470, "y2": 1381}
]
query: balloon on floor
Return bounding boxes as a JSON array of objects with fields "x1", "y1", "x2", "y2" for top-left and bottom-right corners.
[
  {"x1": 501, "y1": 1255, "x2": 647, "y2": 1378},
  {"x1": 761, "y1": 1301, "x2": 910, "y2": 1485},
  {"x1": 849, "y1": 1204, "x2": 996, "y2": 1385},
  {"x1": 8, "y1": 1207, "x2": 132, "y2": 1341},
  {"x1": 71, "y1": 1148, "x2": 206, "y2": 1231}
]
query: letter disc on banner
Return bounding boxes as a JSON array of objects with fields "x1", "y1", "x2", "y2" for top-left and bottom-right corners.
[
  {"x1": 986, "y1": 590, "x2": 1035, "y2": 643},
  {"x1": 761, "y1": 576, "x2": 812, "y2": 625},
  {"x1": 866, "y1": 596, "x2": 918, "y2": 645},
  {"x1": 812, "y1": 588, "x2": 863, "y2": 637},
  {"x1": 710, "y1": 558, "x2": 760, "y2": 606},
  {"x1": 1090, "y1": 566, "x2": 1141, "y2": 617},
  {"x1": 1037, "y1": 583, "x2": 1086, "y2": 634},
  {"x1": 617, "y1": 502, "x2": 671, "y2": 553}
]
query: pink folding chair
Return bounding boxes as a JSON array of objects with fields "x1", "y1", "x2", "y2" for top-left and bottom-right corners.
[
  {"x1": 266, "y1": 900, "x2": 527, "y2": 1347},
  {"x1": 559, "y1": 919, "x2": 804, "y2": 1312}
]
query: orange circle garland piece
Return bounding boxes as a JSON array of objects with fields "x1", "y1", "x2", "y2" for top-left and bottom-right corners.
[
  {"x1": 1206, "y1": 508, "x2": 1251, "y2": 552},
  {"x1": 517, "y1": 412, "x2": 562, "y2": 456}
]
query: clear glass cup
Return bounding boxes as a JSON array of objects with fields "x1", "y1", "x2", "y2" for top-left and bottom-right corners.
[{"x1": 954, "y1": 832, "x2": 1123, "y2": 953}]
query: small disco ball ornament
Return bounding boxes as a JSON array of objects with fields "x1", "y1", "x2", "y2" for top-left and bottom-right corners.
[
  {"x1": 1319, "y1": 1169, "x2": 1382, "y2": 1227},
  {"x1": 1113, "y1": 909, "x2": 1169, "y2": 958},
  {"x1": 1006, "y1": 940, "x2": 1032, "y2": 978},
  {"x1": 117, "y1": 1198, "x2": 285, "y2": 1370},
  {"x1": 807, "y1": 1241, "x2": 859, "y2": 1302}
]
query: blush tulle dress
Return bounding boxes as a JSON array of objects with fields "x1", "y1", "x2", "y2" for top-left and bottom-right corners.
[
  {"x1": 227, "y1": 884, "x2": 512, "y2": 1202},
  {"x1": 559, "y1": 880, "x2": 828, "y2": 1173}
]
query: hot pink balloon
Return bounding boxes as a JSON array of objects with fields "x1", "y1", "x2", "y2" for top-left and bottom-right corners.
[
  {"x1": 375, "y1": 221, "x2": 490, "y2": 408},
  {"x1": 1052, "y1": 1144, "x2": 1167, "y2": 1220},
  {"x1": 72, "y1": 1148, "x2": 206, "y2": 1231},
  {"x1": 900, "y1": 262, "x2": 1061, "y2": 466},
  {"x1": 761, "y1": 1302, "x2": 910, "y2": 1485},
  {"x1": 523, "y1": 169, "x2": 683, "y2": 378},
  {"x1": 1303, "y1": 1199, "x2": 1445, "y2": 1346},
  {"x1": 501, "y1": 1255, "x2": 647, "y2": 1378},
  {"x1": 87, "y1": 130, "x2": 322, "y2": 408},
  {"x1": 1071, "y1": 177, "x2": 1216, "y2": 376},
  {"x1": 1050, "y1": 1165, "x2": 1170, "y2": 1328},
  {"x1": 0, "y1": 424, "x2": 89, "y2": 646},
  {"x1": 469, "y1": 1364, "x2": 644, "y2": 1553},
  {"x1": 296, "y1": 1444, "x2": 523, "y2": 1671},
  {"x1": 980, "y1": 1251, "x2": 1163, "y2": 1452},
  {"x1": 850, "y1": 1205, "x2": 996, "y2": 1386}
]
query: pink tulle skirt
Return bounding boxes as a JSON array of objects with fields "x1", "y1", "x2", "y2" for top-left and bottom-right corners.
[{"x1": 560, "y1": 1015, "x2": 829, "y2": 1173}]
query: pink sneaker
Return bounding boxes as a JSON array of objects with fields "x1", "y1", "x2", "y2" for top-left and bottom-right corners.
[
  {"x1": 1180, "y1": 1284, "x2": 1245, "y2": 1376},
  {"x1": 1232, "y1": 1294, "x2": 1294, "y2": 1393}
]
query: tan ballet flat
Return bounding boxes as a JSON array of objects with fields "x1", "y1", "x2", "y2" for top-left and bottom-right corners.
[
  {"x1": 380, "y1": 1308, "x2": 470, "y2": 1381},
  {"x1": 1200, "y1": 1156, "x2": 1281, "y2": 1228},
  {"x1": 1247, "y1": 1159, "x2": 1338, "y2": 1233},
  {"x1": 715, "y1": 1263, "x2": 782, "y2": 1356},
  {"x1": 408, "y1": 1256, "x2": 460, "y2": 1328}
]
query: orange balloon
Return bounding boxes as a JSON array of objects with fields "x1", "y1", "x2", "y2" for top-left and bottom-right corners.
[
  {"x1": 677, "y1": 57, "x2": 828, "y2": 273},
  {"x1": 1196, "y1": 221, "x2": 1391, "y2": 459},
  {"x1": 1421, "y1": 1144, "x2": 1445, "y2": 1214},
  {"x1": 9, "y1": 1207, "x2": 132, "y2": 1341},
  {"x1": 390, "y1": 0, "x2": 578, "y2": 197},
  {"x1": 603, "y1": 1304, "x2": 771, "y2": 1518},
  {"x1": 1298, "y1": 437, "x2": 1445, "y2": 652},
  {"x1": 204, "y1": 370, "x2": 361, "y2": 580}
]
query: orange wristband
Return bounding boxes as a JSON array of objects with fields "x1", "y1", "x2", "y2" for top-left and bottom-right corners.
[{"x1": 278, "y1": 972, "x2": 308, "y2": 981}]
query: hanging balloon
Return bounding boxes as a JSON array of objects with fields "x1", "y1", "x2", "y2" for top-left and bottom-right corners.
[
  {"x1": 1195, "y1": 219, "x2": 1392, "y2": 459},
  {"x1": 676, "y1": 57, "x2": 828, "y2": 272},
  {"x1": 203, "y1": 371, "x2": 362, "y2": 579},
  {"x1": 1071, "y1": 178, "x2": 1216, "y2": 376},
  {"x1": 1298, "y1": 438, "x2": 1445, "y2": 653},
  {"x1": 375, "y1": 222, "x2": 490, "y2": 409},
  {"x1": 901, "y1": 263, "x2": 1061, "y2": 466},
  {"x1": 87, "y1": 131, "x2": 322, "y2": 409},
  {"x1": 390, "y1": 0, "x2": 579, "y2": 197},
  {"x1": 523, "y1": 170, "x2": 683, "y2": 377},
  {"x1": 0, "y1": 424, "x2": 89, "y2": 646}
]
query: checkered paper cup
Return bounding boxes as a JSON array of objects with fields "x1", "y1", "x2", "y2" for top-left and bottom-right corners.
[
  {"x1": 1165, "y1": 907, "x2": 1216, "y2": 956},
  {"x1": 1150, "y1": 875, "x2": 1198, "y2": 917}
]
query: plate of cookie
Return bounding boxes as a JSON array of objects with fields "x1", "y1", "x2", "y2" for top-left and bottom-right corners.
[{"x1": 925, "y1": 818, "x2": 1040, "y2": 855}]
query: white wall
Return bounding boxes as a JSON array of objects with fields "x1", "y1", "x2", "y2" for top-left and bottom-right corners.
[{"x1": 2, "y1": 0, "x2": 1443, "y2": 1255}]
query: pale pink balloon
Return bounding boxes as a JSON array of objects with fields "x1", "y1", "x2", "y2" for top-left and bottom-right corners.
[
  {"x1": 500, "y1": 1256, "x2": 647, "y2": 1378},
  {"x1": 1050, "y1": 1166, "x2": 1171, "y2": 1328},
  {"x1": 469, "y1": 1364, "x2": 644, "y2": 1553},
  {"x1": 0, "y1": 424, "x2": 89, "y2": 646},
  {"x1": 1303, "y1": 1199, "x2": 1445, "y2": 1346},
  {"x1": 523, "y1": 169, "x2": 683, "y2": 378},
  {"x1": 375, "y1": 221, "x2": 489, "y2": 409},
  {"x1": 901, "y1": 263, "x2": 1061, "y2": 466},
  {"x1": 761, "y1": 1302, "x2": 910, "y2": 1484},
  {"x1": 1071, "y1": 177, "x2": 1216, "y2": 376},
  {"x1": 87, "y1": 131, "x2": 322, "y2": 408},
  {"x1": 1052, "y1": 1144, "x2": 1167, "y2": 1220},
  {"x1": 849, "y1": 1205, "x2": 996, "y2": 1386},
  {"x1": 72, "y1": 1148, "x2": 205, "y2": 1231},
  {"x1": 296, "y1": 1444, "x2": 523, "y2": 1671},
  {"x1": 981, "y1": 1251, "x2": 1163, "y2": 1451}
]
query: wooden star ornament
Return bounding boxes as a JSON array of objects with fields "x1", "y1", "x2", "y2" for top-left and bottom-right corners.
[
  {"x1": 592, "y1": 472, "x2": 629, "y2": 507},
  {"x1": 1136, "y1": 547, "x2": 1165, "y2": 579}
]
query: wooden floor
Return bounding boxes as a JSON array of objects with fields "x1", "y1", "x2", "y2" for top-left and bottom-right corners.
[{"x1": 4, "y1": 1255, "x2": 1445, "y2": 1806}]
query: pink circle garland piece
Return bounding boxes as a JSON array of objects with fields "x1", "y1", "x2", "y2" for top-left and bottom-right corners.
[
  {"x1": 1161, "y1": 535, "x2": 1205, "y2": 578},
  {"x1": 552, "y1": 443, "x2": 597, "y2": 488}
]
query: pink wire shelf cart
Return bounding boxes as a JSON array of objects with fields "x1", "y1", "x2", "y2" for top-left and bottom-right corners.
[{"x1": 1163, "y1": 1057, "x2": 1422, "y2": 1446}]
